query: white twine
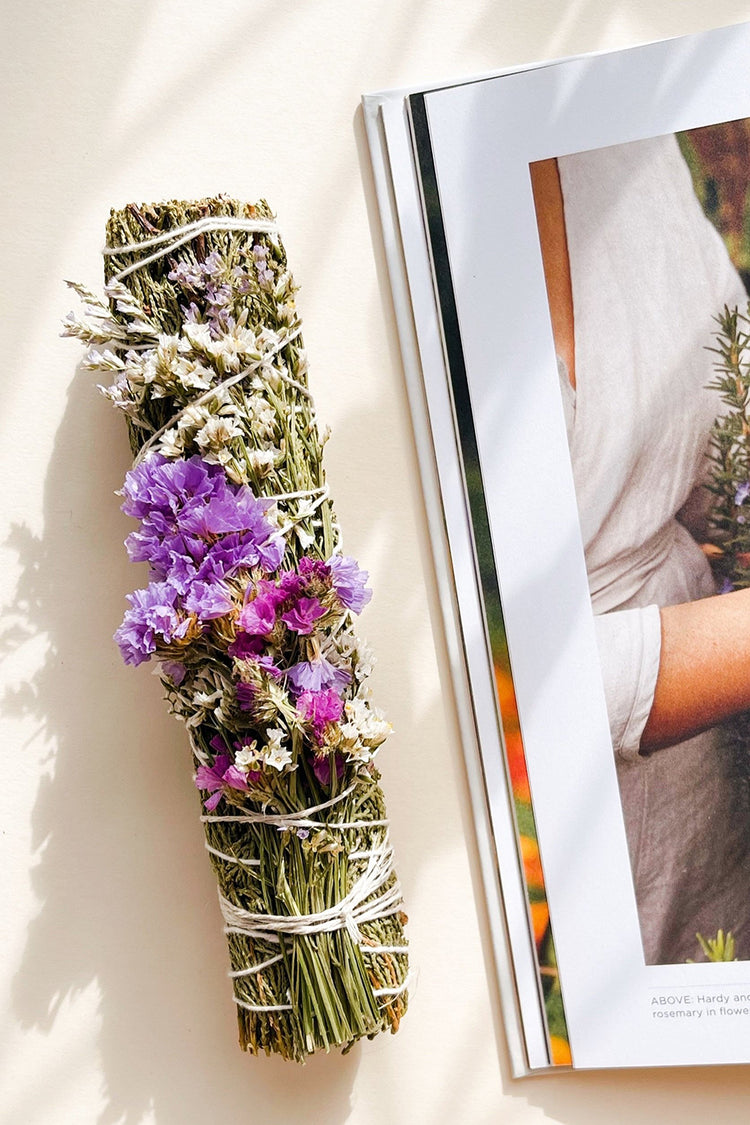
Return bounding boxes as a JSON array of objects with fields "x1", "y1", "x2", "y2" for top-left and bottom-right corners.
[
  {"x1": 234, "y1": 997, "x2": 292, "y2": 1013},
  {"x1": 205, "y1": 814, "x2": 390, "y2": 830},
  {"x1": 104, "y1": 215, "x2": 280, "y2": 282},
  {"x1": 205, "y1": 842, "x2": 260, "y2": 867},
  {"x1": 373, "y1": 974, "x2": 411, "y2": 999},
  {"x1": 360, "y1": 945, "x2": 409, "y2": 955},
  {"x1": 233, "y1": 975, "x2": 410, "y2": 1014},
  {"x1": 201, "y1": 782, "x2": 358, "y2": 830},
  {"x1": 272, "y1": 485, "x2": 328, "y2": 503},
  {"x1": 273, "y1": 484, "x2": 330, "y2": 537},
  {"x1": 228, "y1": 953, "x2": 283, "y2": 979},
  {"x1": 231, "y1": 954, "x2": 410, "y2": 1014},
  {"x1": 219, "y1": 845, "x2": 402, "y2": 945},
  {"x1": 225, "y1": 926, "x2": 279, "y2": 942}
]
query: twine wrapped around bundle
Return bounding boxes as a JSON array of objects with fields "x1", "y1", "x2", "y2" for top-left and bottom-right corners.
[{"x1": 65, "y1": 198, "x2": 408, "y2": 1060}]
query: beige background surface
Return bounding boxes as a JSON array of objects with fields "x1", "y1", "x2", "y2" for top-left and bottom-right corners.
[{"x1": 4, "y1": 3, "x2": 750, "y2": 1122}]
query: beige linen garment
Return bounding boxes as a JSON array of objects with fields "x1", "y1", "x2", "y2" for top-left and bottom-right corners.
[{"x1": 557, "y1": 133, "x2": 750, "y2": 964}]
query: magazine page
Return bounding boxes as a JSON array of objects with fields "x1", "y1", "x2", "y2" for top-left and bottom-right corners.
[
  {"x1": 408, "y1": 21, "x2": 750, "y2": 1069},
  {"x1": 363, "y1": 88, "x2": 563, "y2": 1075}
]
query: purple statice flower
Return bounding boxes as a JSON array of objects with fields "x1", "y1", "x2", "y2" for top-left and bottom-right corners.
[
  {"x1": 312, "y1": 751, "x2": 345, "y2": 786},
  {"x1": 160, "y1": 659, "x2": 186, "y2": 685},
  {"x1": 224, "y1": 763, "x2": 253, "y2": 789},
  {"x1": 120, "y1": 455, "x2": 224, "y2": 523},
  {"x1": 286, "y1": 654, "x2": 350, "y2": 696},
  {"x1": 235, "y1": 655, "x2": 283, "y2": 710},
  {"x1": 168, "y1": 260, "x2": 206, "y2": 291},
  {"x1": 205, "y1": 282, "x2": 232, "y2": 313},
  {"x1": 239, "y1": 589, "x2": 279, "y2": 636},
  {"x1": 194, "y1": 531, "x2": 283, "y2": 585},
  {"x1": 328, "y1": 554, "x2": 372, "y2": 613},
  {"x1": 114, "y1": 581, "x2": 190, "y2": 666},
  {"x1": 736, "y1": 481, "x2": 750, "y2": 507},
  {"x1": 257, "y1": 654, "x2": 283, "y2": 678},
  {"x1": 202, "y1": 250, "x2": 224, "y2": 278},
  {"x1": 281, "y1": 596, "x2": 326, "y2": 635},
  {"x1": 228, "y1": 632, "x2": 265, "y2": 659},
  {"x1": 124, "y1": 522, "x2": 206, "y2": 588},
  {"x1": 252, "y1": 243, "x2": 275, "y2": 289},
  {"x1": 195, "y1": 754, "x2": 231, "y2": 811},
  {"x1": 277, "y1": 569, "x2": 306, "y2": 599},
  {"x1": 297, "y1": 688, "x2": 343, "y2": 740},
  {"x1": 719, "y1": 577, "x2": 735, "y2": 594},
  {"x1": 121, "y1": 454, "x2": 285, "y2": 588},
  {"x1": 298, "y1": 556, "x2": 331, "y2": 582},
  {"x1": 232, "y1": 264, "x2": 252, "y2": 295},
  {"x1": 163, "y1": 547, "x2": 202, "y2": 593},
  {"x1": 236, "y1": 681, "x2": 256, "y2": 711},
  {"x1": 194, "y1": 751, "x2": 249, "y2": 811},
  {"x1": 183, "y1": 579, "x2": 234, "y2": 621}
]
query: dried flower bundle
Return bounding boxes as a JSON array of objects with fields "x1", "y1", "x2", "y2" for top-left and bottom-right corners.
[{"x1": 65, "y1": 198, "x2": 408, "y2": 1060}]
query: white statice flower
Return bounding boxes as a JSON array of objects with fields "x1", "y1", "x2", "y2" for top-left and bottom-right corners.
[
  {"x1": 82, "y1": 346, "x2": 125, "y2": 373},
  {"x1": 208, "y1": 337, "x2": 242, "y2": 373},
  {"x1": 195, "y1": 414, "x2": 243, "y2": 452},
  {"x1": 121, "y1": 352, "x2": 149, "y2": 389},
  {"x1": 155, "y1": 333, "x2": 181, "y2": 368},
  {"x1": 134, "y1": 335, "x2": 213, "y2": 401},
  {"x1": 189, "y1": 320, "x2": 262, "y2": 374},
  {"x1": 97, "y1": 371, "x2": 140, "y2": 416},
  {"x1": 273, "y1": 273, "x2": 293, "y2": 301},
  {"x1": 246, "y1": 395, "x2": 278, "y2": 441},
  {"x1": 157, "y1": 427, "x2": 186, "y2": 459},
  {"x1": 140, "y1": 354, "x2": 159, "y2": 388},
  {"x1": 61, "y1": 307, "x2": 127, "y2": 346},
  {"x1": 103, "y1": 280, "x2": 156, "y2": 332},
  {"x1": 262, "y1": 728, "x2": 293, "y2": 771},
  {"x1": 257, "y1": 326, "x2": 282, "y2": 352},
  {"x1": 235, "y1": 742, "x2": 260, "y2": 771},
  {"x1": 174, "y1": 357, "x2": 213, "y2": 392},
  {"x1": 258, "y1": 358, "x2": 283, "y2": 391},
  {"x1": 185, "y1": 687, "x2": 223, "y2": 729},
  {"x1": 186, "y1": 673, "x2": 236, "y2": 730},
  {"x1": 275, "y1": 302, "x2": 296, "y2": 326},
  {"x1": 354, "y1": 641, "x2": 376, "y2": 681},
  {"x1": 246, "y1": 448, "x2": 278, "y2": 477},
  {"x1": 340, "y1": 697, "x2": 392, "y2": 763},
  {"x1": 227, "y1": 323, "x2": 260, "y2": 357},
  {"x1": 202, "y1": 446, "x2": 235, "y2": 471},
  {"x1": 183, "y1": 321, "x2": 213, "y2": 353},
  {"x1": 222, "y1": 458, "x2": 248, "y2": 485},
  {"x1": 177, "y1": 402, "x2": 214, "y2": 433}
]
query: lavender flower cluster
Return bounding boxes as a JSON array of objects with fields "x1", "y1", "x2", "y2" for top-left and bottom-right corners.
[{"x1": 169, "y1": 245, "x2": 275, "y2": 336}]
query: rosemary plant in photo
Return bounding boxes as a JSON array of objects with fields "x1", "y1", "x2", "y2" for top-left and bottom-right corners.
[
  {"x1": 704, "y1": 303, "x2": 750, "y2": 963},
  {"x1": 64, "y1": 198, "x2": 408, "y2": 1061},
  {"x1": 706, "y1": 305, "x2": 750, "y2": 591}
]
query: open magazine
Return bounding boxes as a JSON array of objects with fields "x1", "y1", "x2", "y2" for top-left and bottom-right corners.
[{"x1": 363, "y1": 21, "x2": 750, "y2": 1075}]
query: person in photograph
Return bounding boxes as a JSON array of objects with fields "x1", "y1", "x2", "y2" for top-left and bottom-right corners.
[{"x1": 531, "y1": 131, "x2": 750, "y2": 965}]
